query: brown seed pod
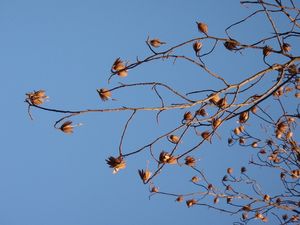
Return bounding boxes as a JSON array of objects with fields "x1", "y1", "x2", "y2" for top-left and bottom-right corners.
[
  {"x1": 242, "y1": 212, "x2": 248, "y2": 220},
  {"x1": 227, "y1": 168, "x2": 233, "y2": 174},
  {"x1": 191, "y1": 176, "x2": 199, "y2": 183},
  {"x1": 209, "y1": 93, "x2": 220, "y2": 105},
  {"x1": 186, "y1": 199, "x2": 197, "y2": 208},
  {"x1": 168, "y1": 135, "x2": 180, "y2": 144},
  {"x1": 106, "y1": 156, "x2": 126, "y2": 174},
  {"x1": 151, "y1": 186, "x2": 159, "y2": 193},
  {"x1": 239, "y1": 111, "x2": 249, "y2": 123},
  {"x1": 201, "y1": 131, "x2": 211, "y2": 141},
  {"x1": 242, "y1": 205, "x2": 251, "y2": 211},
  {"x1": 239, "y1": 138, "x2": 245, "y2": 145},
  {"x1": 138, "y1": 169, "x2": 151, "y2": 183},
  {"x1": 193, "y1": 41, "x2": 203, "y2": 54},
  {"x1": 288, "y1": 64, "x2": 297, "y2": 75},
  {"x1": 207, "y1": 183, "x2": 213, "y2": 190},
  {"x1": 263, "y1": 45, "x2": 272, "y2": 56},
  {"x1": 117, "y1": 70, "x2": 128, "y2": 77},
  {"x1": 196, "y1": 108, "x2": 208, "y2": 117},
  {"x1": 241, "y1": 166, "x2": 247, "y2": 173},
  {"x1": 251, "y1": 141, "x2": 258, "y2": 148},
  {"x1": 226, "y1": 196, "x2": 233, "y2": 204},
  {"x1": 277, "y1": 122, "x2": 288, "y2": 133},
  {"x1": 213, "y1": 196, "x2": 219, "y2": 204},
  {"x1": 183, "y1": 111, "x2": 193, "y2": 122},
  {"x1": 60, "y1": 121, "x2": 74, "y2": 134},
  {"x1": 212, "y1": 118, "x2": 221, "y2": 129},
  {"x1": 217, "y1": 97, "x2": 227, "y2": 108},
  {"x1": 263, "y1": 194, "x2": 270, "y2": 202},
  {"x1": 97, "y1": 88, "x2": 111, "y2": 101},
  {"x1": 185, "y1": 156, "x2": 196, "y2": 167},
  {"x1": 282, "y1": 43, "x2": 291, "y2": 52},
  {"x1": 112, "y1": 58, "x2": 126, "y2": 71},
  {"x1": 224, "y1": 39, "x2": 239, "y2": 50},
  {"x1": 196, "y1": 22, "x2": 208, "y2": 34},
  {"x1": 149, "y1": 39, "x2": 166, "y2": 48},
  {"x1": 176, "y1": 195, "x2": 184, "y2": 202},
  {"x1": 255, "y1": 212, "x2": 264, "y2": 220},
  {"x1": 251, "y1": 106, "x2": 257, "y2": 114}
]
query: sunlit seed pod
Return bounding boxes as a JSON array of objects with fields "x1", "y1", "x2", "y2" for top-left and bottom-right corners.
[
  {"x1": 185, "y1": 156, "x2": 196, "y2": 167},
  {"x1": 263, "y1": 45, "x2": 272, "y2": 56},
  {"x1": 291, "y1": 169, "x2": 300, "y2": 179},
  {"x1": 34, "y1": 90, "x2": 46, "y2": 98},
  {"x1": 263, "y1": 194, "x2": 270, "y2": 202},
  {"x1": 261, "y1": 216, "x2": 268, "y2": 222},
  {"x1": 112, "y1": 58, "x2": 125, "y2": 71},
  {"x1": 186, "y1": 199, "x2": 197, "y2": 208},
  {"x1": 117, "y1": 70, "x2": 128, "y2": 77},
  {"x1": 97, "y1": 88, "x2": 111, "y2": 101},
  {"x1": 213, "y1": 196, "x2": 219, "y2": 204},
  {"x1": 296, "y1": 85, "x2": 300, "y2": 90},
  {"x1": 239, "y1": 111, "x2": 249, "y2": 123},
  {"x1": 277, "y1": 122, "x2": 288, "y2": 133},
  {"x1": 242, "y1": 212, "x2": 248, "y2": 220},
  {"x1": 273, "y1": 87, "x2": 283, "y2": 97},
  {"x1": 149, "y1": 39, "x2": 166, "y2": 48},
  {"x1": 295, "y1": 92, "x2": 300, "y2": 98},
  {"x1": 287, "y1": 117, "x2": 295, "y2": 123},
  {"x1": 207, "y1": 184, "x2": 213, "y2": 190},
  {"x1": 201, "y1": 131, "x2": 211, "y2": 141},
  {"x1": 193, "y1": 41, "x2": 203, "y2": 53},
  {"x1": 212, "y1": 118, "x2": 221, "y2": 129},
  {"x1": 284, "y1": 86, "x2": 293, "y2": 94},
  {"x1": 196, "y1": 22, "x2": 208, "y2": 34},
  {"x1": 191, "y1": 176, "x2": 199, "y2": 183},
  {"x1": 282, "y1": 214, "x2": 288, "y2": 221},
  {"x1": 217, "y1": 97, "x2": 227, "y2": 108},
  {"x1": 238, "y1": 126, "x2": 245, "y2": 133},
  {"x1": 168, "y1": 135, "x2": 180, "y2": 144},
  {"x1": 227, "y1": 168, "x2": 233, "y2": 174},
  {"x1": 138, "y1": 169, "x2": 151, "y2": 182},
  {"x1": 291, "y1": 215, "x2": 299, "y2": 222},
  {"x1": 239, "y1": 138, "x2": 245, "y2": 145},
  {"x1": 234, "y1": 127, "x2": 241, "y2": 135},
  {"x1": 209, "y1": 93, "x2": 220, "y2": 105},
  {"x1": 176, "y1": 195, "x2": 184, "y2": 202},
  {"x1": 151, "y1": 186, "x2": 159, "y2": 193},
  {"x1": 276, "y1": 130, "x2": 283, "y2": 139},
  {"x1": 286, "y1": 131, "x2": 293, "y2": 139},
  {"x1": 282, "y1": 43, "x2": 291, "y2": 52},
  {"x1": 196, "y1": 108, "x2": 208, "y2": 117},
  {"x1": 255, "y1": 212, "x2": 264, "y2": 220},
  {"x1": 166, "y1": 156, "x2": 178, "y2": 164},
  {"x1": 251, "y1": 142, "x2": 258, "y2": 148},
  {"x1": 242, "y1": 205, "x2": 251, "y2": 211},
  {"x1": 159, "y1": 151, "x2": 170, "y2": 163},
  {"x1": 183, "y1": 111, "x2": 193, "y2": 121},
  {"x1": 106, "y1": 156, "x2": 126, "y2": 174},
  {"x1": 251, "y1": 106, "x2": 257, "y2": 114},
  {"x1": 60, "y1": 121, "x2": 74, "y2": 134},
  {"x1": 241, "y1": 166, "x2": 247, "y2": 173}
]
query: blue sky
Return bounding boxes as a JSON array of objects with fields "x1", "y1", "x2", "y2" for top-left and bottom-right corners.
[{"x1": 0, "y1": 1, "x2": 298, "y2": 225}]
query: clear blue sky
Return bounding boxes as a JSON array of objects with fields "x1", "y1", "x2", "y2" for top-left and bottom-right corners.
[{"x1": 0, "y1": 1, "x2": 298, "y2": 225}]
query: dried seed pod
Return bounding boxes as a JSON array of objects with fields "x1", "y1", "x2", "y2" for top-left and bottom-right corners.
[
  {"x1": 196, "y1": 22, "x2": 208, "y2": 34},
  {"x1": 295, "y1": 92, "x2": 300, "y2": 98},
  {"x1": 166, "y1": 155, "x2": 178, "y2": 164},
  {"x1": 138, "y1": 169, "x2": 151, "y2": 182},
  {"x1": 251, "y1": 141, "x2": 258, "y2": 148},
  {"x1": 286, "y1": 131, "x2": 293, "y2": 139},
  {"x1": 224, "y1": 39, "x2": 239, "y2": 50},
  {"x1": 151, "y1": 186, "x2": 159, "y2": 193},
  {"x1": 186, "y1": 199, "x2": 197, "y2": 207},
  {"x1": 185, "y1": 156, "x2": 196, "y2": 167},
  {"x1": 196, "y1": 108, "x2": 208, "y2": 117},
  {"x1": 168, "y1": 135, "x2": 180, "y2": 144},
  {"x1": 183, "y1": 111, "x2": 193, "y2": 121},
  {"x1": 209, "y1": 93, "x2": 220, "y2": 105},
  {"x1": 263, "y1": 194, "x2": 270, "y2": 202},
  {"x1": 222, "y1": 175, "x2": 228, "y2": 182},
  {"x1": 234, "y1": 127, "x2": 241, "y2": 135},
  {"x1": 191, "y1": 176, "x2": 199, "y2": 183},
  {"x1": 207, "y1": 183, "x2": 213, "y2": 190},
  {"x1": 106, "y1": 156, "x2": 126, "y2": 174},
  {"x1": 228, "y1": 138, "x2": 233, "y2": 145},
  {"x1": 273, "y1": 87, "x2": 284, "y2": 97},
  {"x1": 242, "y1": 212, "x2": 248, "y2": 220},
  {"x1": 217, "y1": 97, "x2": 227, "y2": 108},
  {"x1": 201, "y1": 131, "x2": 211, "y2": 141},
  {"x1": 112, "y1": 58, "x2": 125, "y2": 71},
  {"x1": 97, "y1": 88, "x2": 111, "y2": 101},
  {"x1": 242, "y1": 205, "x2": 251, "y2": 211},
  {"x1": 291, "y1": 169, "x2": 300, "y2": 179},
  {"x1": 263, "y1": 45, "x2": 272, "y2": 56},
  {"x1": 159, "y1": 151, "x2": 170, "y2": 163},
  {"x1": 149, "y1": 39, "x2": 166, "y2": 48},
  {"x1": 276, "y1": 197, "x2": 282, "y2": 205},
  {"x1": 226, "y1": 185, "x2": 233, "y2": 191},
  {"x1": 277, "y1": 122, "x2": 288, "y2": 133},
  {"x1": 259, "y1": 149, "x2": 266, "y2": 154},
  {"x1": 212, "y1": 118, "x2": 221, "y2": 129},
  {"x1": 226, "y1": 196, "x2": 233, "y2": 204},
  {"x1": 282, "y1": 43, "x2": 291, "y2": 52},
  {"x1": 176, "y1": 195, "x2": 184, "y2": 202},
  {"x1": 239, "y1": 111, "x2": 249, "y2": 123},
  {"x1": 193, "y1": 41, "x2": 202, "y2": 54},
  {"x1": 239, "y1": 138, "x2": 245, "y2": 145},
  {"x1": 282, "y1": 214, "x2": 288, "y2": 221},
  {"x1": 251, "y1": 106, "x2": 257, "y2": 114},
  {"x1": 255, "y1": 212, "x2": 264, "y2": 220},
  {"x1": 227, "y1": 168, "x2": 233, "y2": 174},
  {"x1": 60, "y1": 121, "x2": 74, "y2": 134},
  {"x1": 26, "y1": 90, "x2": 48, "y2": 105}
]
